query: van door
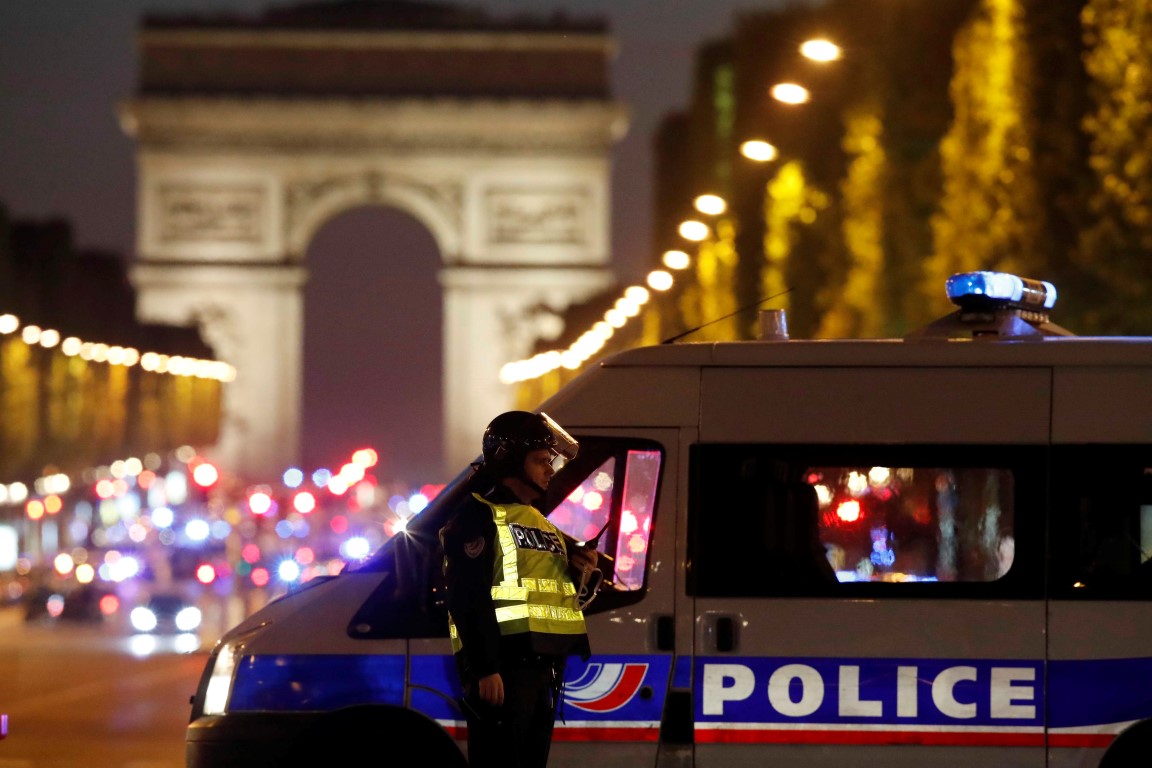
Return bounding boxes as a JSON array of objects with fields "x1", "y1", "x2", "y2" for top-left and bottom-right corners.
[
  {"x1": 1045, "y1": 367, "x2": 1152, "y2": 767},
  {"x1": 1046, "y1": 443, "x2": 1152, "y2": 768},
  {"x1": 690, "y1": 366, "x2": 1050, "y2": 768},
  {"x1": 545, "y1": 428, "x2": 680, "y2": 768}
]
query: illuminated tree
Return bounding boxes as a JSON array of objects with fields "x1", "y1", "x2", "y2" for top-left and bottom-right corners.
[
  {"x1": 1078, "y1": 0, "x2": 1152, "y2": 333},
  {"x1": 926, "y1": 0, "x2": 1045, "y2": 316},
  {"x1": 819, "y1": 109, "x2": 887, "y2": 338}
]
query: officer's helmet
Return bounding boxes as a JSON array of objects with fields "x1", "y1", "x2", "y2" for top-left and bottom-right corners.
[{"x1": 481, "y1": 411, "x2": 578, "y2": 477}]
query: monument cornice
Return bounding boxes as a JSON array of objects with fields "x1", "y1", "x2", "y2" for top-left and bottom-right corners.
[
  {"x1": 119, "y1": 96, "x2": 629, "y2": 153},
  {"x1": 139, "y1": 28, "x2": 615, "y2": 55}
]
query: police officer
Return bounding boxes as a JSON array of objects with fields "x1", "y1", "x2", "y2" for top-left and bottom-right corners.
[{"x1": 440, "y1": 410, "x2": 597, "y2": 768}]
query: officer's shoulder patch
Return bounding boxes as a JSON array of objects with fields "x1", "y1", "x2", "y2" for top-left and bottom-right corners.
[{"x1": 463, "y1": 536, "x2": 485, "y2": 559}]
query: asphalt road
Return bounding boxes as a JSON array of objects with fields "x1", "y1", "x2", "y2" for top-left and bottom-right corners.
[{"x1": 0, "y1": 605, "x2": 209, "y2": 768}]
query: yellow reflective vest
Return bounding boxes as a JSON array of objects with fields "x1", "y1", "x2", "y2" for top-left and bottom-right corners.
[{"x1": 449, "y1": 493, "x2": 588, "y2": 653}]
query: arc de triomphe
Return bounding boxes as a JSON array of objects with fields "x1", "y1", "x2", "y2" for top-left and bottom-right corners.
[{"x1": 119, "y1": 3, "x2": 626, "y2": 481}]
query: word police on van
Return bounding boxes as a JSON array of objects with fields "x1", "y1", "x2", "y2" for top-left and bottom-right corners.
[{"x1": 187, "y1": 272, "x2": 1152, "y2": 768}]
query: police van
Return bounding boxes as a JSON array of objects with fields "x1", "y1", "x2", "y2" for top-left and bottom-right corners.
[{"x1": 186, "y1": 272, "x2": 1152, "y2": 768}]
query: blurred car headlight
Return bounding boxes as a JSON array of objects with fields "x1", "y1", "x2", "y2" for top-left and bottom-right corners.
[
  {"x1": 176, "y1": 605, "x2": 202, "y2": 632},
  {"x1": 130, "y1": 606, "x2": 158, "y2": 632}
]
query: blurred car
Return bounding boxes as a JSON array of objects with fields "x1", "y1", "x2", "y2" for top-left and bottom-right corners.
[
  {"x1": 23, "y1": 582, "x2": 110, "y2": 624},
  {"x1": 129, "y1": 593, "x2": 202, "y2": 635}
]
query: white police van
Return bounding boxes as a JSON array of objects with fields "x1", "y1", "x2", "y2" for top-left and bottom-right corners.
[{"x1": 187, "y1": 272, "x2": 1152, "y2": 768}]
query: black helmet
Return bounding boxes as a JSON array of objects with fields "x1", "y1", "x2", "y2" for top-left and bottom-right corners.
[{"x1": 481, "y1": 411, "x2": 578, "y2": 478}]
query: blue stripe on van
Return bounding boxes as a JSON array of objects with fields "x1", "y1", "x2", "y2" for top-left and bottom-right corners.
[
  {"x1": 409, "y1": 654, "x2": 465, "y2": 721},
  {"x1": 229, "y1": 654, "x2": 406, "y2": 711},
  {"x1": 1048, "y1": 657, "x2": 1152, "y2": 728},
  {"x1": 226, "y1": 652, "x2": 1152, "y2": 748}
]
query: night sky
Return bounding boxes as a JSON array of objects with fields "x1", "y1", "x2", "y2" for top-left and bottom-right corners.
[{"x1": 0, "y1": 0, "x2": 793, "y2": 484}]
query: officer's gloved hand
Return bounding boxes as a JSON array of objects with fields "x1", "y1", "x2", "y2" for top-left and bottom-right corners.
[
  {"x1": 570, "y1": 545, "x2": 602, "y2": 611},
  {"x1": 569, "y1": 545, "x2": 598, "y2": 574}
]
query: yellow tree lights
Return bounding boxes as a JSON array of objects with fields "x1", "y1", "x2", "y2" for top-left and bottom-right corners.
[
  {"x1": 0, "y1": 312, "x2": 235, "y2": 483},
  {"x1": 500, "y1": 0, "x2": 1152, "y2": 400}
]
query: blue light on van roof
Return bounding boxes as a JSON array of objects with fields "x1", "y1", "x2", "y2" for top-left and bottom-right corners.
[{"x1": 946, "y1": 271, "x2": 1057, "y2": 310}]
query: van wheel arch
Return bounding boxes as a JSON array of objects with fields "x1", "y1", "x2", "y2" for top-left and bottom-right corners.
[
  {"x1": 275, "y1": 705, "x2": 466, "y2": 768},
  {"x1": 1100, "y1": 719, "x2": 1152, "y2": 768}
]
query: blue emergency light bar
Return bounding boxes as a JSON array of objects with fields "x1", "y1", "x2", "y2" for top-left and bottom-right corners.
[{"x1": 946, "y1": 271, "x2": 1057, "y2": 311}]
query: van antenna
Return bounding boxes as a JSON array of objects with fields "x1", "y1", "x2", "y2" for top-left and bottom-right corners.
[{"x1": 660, "y1": 289, "x2": 793, "y2": 344}]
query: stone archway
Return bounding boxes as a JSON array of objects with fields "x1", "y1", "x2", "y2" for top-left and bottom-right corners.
[
  {"x1": 300, "y1": 204, "x2": 444, "y2": 483},
  {"x1": 120, "y1": 2, "x2": 627, "y2": 480}
]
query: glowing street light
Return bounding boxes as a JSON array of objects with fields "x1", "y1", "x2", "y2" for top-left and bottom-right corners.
[
  {"x1": 740, "y1": 140, "x2": 778, "y2": 163},
  {"x1": 771, "y1": 82, "x2": 811, "y2": 104},
  {"x1": 662, "y1": 250, "x2": 690, "y2": 270},
  {"x1": 694, "y1": 194, "x2": 727, "y2": 215},
  {"x1": 800, "y1": 38, "x2": 842, "y2": 62},
  {"x1": 647, "y1": 270, "x2": 674, "y2": 291},
  {"x1": 678, "y1": 220, "x2": 710, "y2": 241}
]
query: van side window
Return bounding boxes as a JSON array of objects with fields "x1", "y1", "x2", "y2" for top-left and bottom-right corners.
[
  {"x1": 345, "y1": 467, "x2": 474, "y2": 639},
  {"x1": 544, "y1": 438, "x2": 664, "y2": 610},
  {"x1": 1050, "y1": 446, "x2": 1152, "y2": 599},
  {"x1": 688, "y1": 444, "x2": 1039, "y2": 597}
]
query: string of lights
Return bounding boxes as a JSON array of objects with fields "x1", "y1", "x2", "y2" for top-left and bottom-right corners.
[
  {"x1": 0, "y1": 312, "x2": 237, "y2": 382},
  {"x1": 499, "y1": 38, "x2": 842, "y2": 386},
  {"x1": 498, "y1": 241, "x2": 700, "y2": 385}
]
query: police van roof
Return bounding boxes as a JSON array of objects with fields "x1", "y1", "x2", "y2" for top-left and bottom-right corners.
[
  {"x1": 598, "y1": 333, "x2": 1152, "y2": 370},
  {"x1": 597, "y1": 270, "x2": 1152, "y2": 370}
]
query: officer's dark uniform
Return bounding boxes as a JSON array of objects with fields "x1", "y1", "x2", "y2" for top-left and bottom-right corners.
[{"x1": 441, "y1": 482, "x2": 591, "y2": 768}]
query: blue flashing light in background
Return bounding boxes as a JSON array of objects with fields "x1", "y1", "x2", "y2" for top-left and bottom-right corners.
[
  {"x1": 152, "y1": 507, "x2": 174, "y2": 528},
  {"x1": 184, "y1": 519, "x2": 210, "y2": 542},
  {"x1": 277, "y1": 559, "x2": 302, "y2": 583},
  {"x1": 311, "y1": 468, "x2": 332, "y2": 488},
  {"x1": 408, "y1": 493, "x2": 429, "y2": 514},
  {"x1": 275, "y1": 520, "x2": 294, "y2": 539},
  {"x1": 341, "y1": 536, "x2": 371, "y2": 561},
  {"x1": 210, "y1": 520, "x2": 232, "y2": 540},
  {"x1": 283, "y1": 467, "x2": 304, "y2": 488}
]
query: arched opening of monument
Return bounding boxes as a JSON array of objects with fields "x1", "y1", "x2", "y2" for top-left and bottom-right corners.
[{"x1": 302, "y1": 206, "x2": 444, "y2": 487}]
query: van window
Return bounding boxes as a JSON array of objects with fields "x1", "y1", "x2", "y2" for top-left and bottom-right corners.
[
  {"x1": 544, "y1": 437, "x2": 663, "y2": 609},
  {"x1": 688, "y1": 444, "x2": 1042, "y2": 598},
  {"x1": 345, "y1": 465, "x2": 473, "y2": 639},
  {"x1": 1049, "y1": 445, "x2": 1152, "y2": 599}
]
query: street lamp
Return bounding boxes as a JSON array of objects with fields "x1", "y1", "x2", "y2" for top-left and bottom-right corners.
[
  {"x1": 662, "y1": 249, "x2": 691, "y2": 270},
  {"x1": 800, "y1": 38, "x2": 842, "y2": 62},
  {"x1": 694, "y1": 194, "x2": 728, "y2": 216},
  {"x1": 647, "y1": 270, "x2": 674, "y2": 292},
  {"x1": 741, "y1": 140, "x2": 779, "y2": 163},
  {"x1": 771, "y1": 82, "x2": 811, "y2": 105},
  {"x1": 678, "y1": 219, "x2": 710, "y2": 242}
]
